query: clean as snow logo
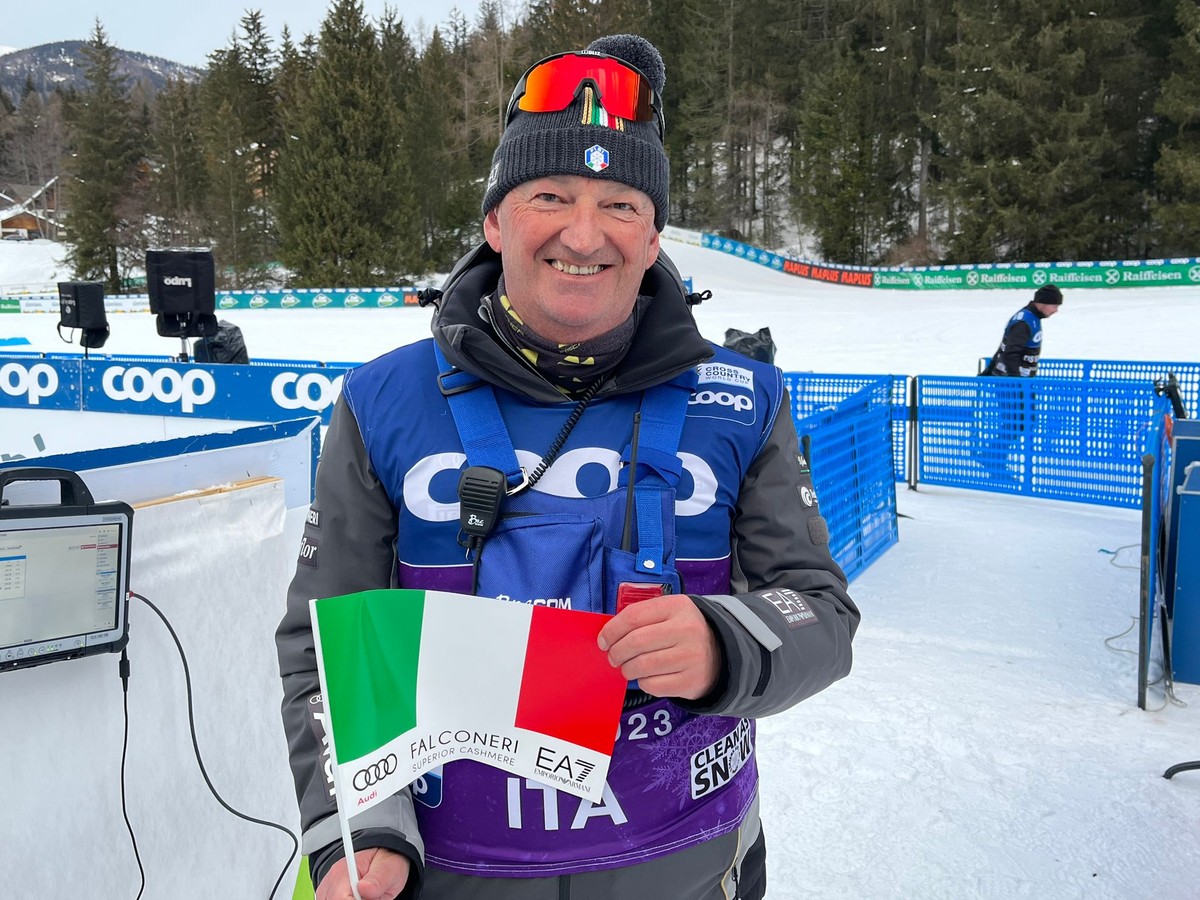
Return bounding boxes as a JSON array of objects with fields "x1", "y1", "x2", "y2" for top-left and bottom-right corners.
[
  {"x1": 691, "y1": 719, "x2": 752, "y2": 799},
  {"x1": 584, "y1": 145, "x2": 609, "y2": 173},
  {"x1": 219, "y1": 296, "x2": 238, "y2": 309},
  {"x1": 345, "y1": 294, "x2": 364, "y2": 308},
  {"x1": 281, "y1": 295, "x2": 301, "y2": 308},
  {"x1": 101, "y1": 365, "x2": 216, "y2": 413},
  {"x1": 0, "y1": 362, "x2": 58, "y2": 405},
  {"x1": 378, "y1": 293, "x2": 399, "y2": 308},
  {"x1": 250, "y1": 295, "x2": 270, "y2": 308}
]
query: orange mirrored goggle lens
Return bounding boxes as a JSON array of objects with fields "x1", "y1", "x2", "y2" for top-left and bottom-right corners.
[{"x1": 512, "y1": 52, "x2": 660, "y2": 125}]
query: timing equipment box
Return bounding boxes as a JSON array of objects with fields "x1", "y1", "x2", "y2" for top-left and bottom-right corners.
[
  {"x1": 57, "y1": 281, "x2": 107, "y2": 330},
  {"x1": 0, "y1": 468, "x2": 133, "y2": 673},
  {"x1": 146, "y1": 248, "x2": 216, "y2": 315}
]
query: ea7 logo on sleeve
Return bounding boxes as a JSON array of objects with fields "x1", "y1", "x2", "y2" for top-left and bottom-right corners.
[{"x1": 762, "y1": 588, "x2": 819, "y2": 629}]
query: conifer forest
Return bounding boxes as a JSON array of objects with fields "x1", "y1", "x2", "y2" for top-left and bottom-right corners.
[{"x1": 2, "y1": 0, "x2": 1199, "y2": 290}]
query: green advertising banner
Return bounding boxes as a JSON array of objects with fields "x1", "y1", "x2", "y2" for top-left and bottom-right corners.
[
  {"x1": 698, "y1": 232, "x2": 1200, "y2": 291},
  {"x1": 214, "y1": 288, "x2": 420, "y2": 310},
  {"x1": 0, "y1": 297, "x2": 22, "y2": 313},
  {"x1": 873, "y1": 260, "x2": 1200, "y2": 290}
]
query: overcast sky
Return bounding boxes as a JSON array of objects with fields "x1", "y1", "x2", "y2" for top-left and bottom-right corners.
[{"x1": 2, "y1": 0, "x2": 486, "y2": 67}]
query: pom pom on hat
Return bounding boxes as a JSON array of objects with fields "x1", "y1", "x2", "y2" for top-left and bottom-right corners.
[{"x1": 482, "y1": 34, "x2": 670, "y2": 231}]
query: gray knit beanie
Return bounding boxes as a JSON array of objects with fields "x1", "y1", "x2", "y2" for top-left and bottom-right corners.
[{"x1": 482, "y1": 34, "x2": 670, "y2": 231}]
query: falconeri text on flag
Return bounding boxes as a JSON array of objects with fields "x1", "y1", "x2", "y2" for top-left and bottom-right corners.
[{"x1": 309, "y1": 588, "x2": 627, "y2": 820}]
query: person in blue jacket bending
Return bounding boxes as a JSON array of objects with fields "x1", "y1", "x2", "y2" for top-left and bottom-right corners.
[
  {"x1": 276, "y1": 32, "x2": 860, "y2": 900},
  {"x1": 983, "y1": 284, "x2": 1064, "y2": 377}
]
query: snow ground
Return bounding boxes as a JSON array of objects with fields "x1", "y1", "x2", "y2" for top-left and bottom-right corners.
[{"x1": 2, "y1": 237, "x2": 1199, "y2": 899}]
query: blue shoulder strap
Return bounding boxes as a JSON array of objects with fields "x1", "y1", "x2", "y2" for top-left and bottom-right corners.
[
  {"x1": 622, "y1": 369, "x2": 697, "y2": 573},
  {"x1": 433, "y1": 343, "x2": 526, "y2": 491}
]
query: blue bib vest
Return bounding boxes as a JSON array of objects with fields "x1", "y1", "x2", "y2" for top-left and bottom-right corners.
[
  {"x1": 1012, "y1": 307, "x2": 1043, "y2": 354},
  {"x1": 341, "y1": 338, "x2": 784, "y2": 876}
]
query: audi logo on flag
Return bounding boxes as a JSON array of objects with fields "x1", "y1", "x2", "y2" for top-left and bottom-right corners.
[{"x1": 353, "y1": 754, "x2": 398, "y2": 790}]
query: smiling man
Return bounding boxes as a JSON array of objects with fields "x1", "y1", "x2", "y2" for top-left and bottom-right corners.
[{"x1": 277, "y1": 33, "x2": 859, "y2": 900}]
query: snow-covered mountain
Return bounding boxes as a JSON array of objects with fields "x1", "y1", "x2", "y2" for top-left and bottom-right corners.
[{"x1": 0, "y1": 41, "x2": 202, "y2": 102}]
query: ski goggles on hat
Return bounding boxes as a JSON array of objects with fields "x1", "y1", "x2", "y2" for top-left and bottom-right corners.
[{"x1": 505, "y1": 52, "x2": 665, "y2": 140}]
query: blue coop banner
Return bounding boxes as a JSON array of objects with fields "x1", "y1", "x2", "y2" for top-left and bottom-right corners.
[
  {"x1": 0, "y1": 356, "x2": 83, "y2": 411},
  {"x1": 78, "y1": 360, "x2": 354, "y2": 421}
]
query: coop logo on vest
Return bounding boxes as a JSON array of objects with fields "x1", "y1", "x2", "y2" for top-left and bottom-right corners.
[
  {"x1": 403, "y1": 449, "x2": 719, "y2": 522},
  {"x1": 271, "y1": 371, "x2": 344, "y2": 412},
  {"x1": 101, "y1": 365, "x2": 216, "y2": 413},
  {"x1": 0, "y1": 362, "x2": 58, "y2": 405},
  {"x1": 688, "y1": 387, "x2": 755, "y2": 425}
]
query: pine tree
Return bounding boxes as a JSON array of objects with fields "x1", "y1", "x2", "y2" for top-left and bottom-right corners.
[
  {"x1": 64, "y1": 21, "x2": 141, "y2": 293},
  {"x1": 274, "y1": 0, "x2": 409, "y2": 286},
  {"x1": 200, "y1": 42, "x2": 260, "y2": 287},
  {"x1": 149, "y1": 78, "x2": 209, "y2": 246},
  {"x1": 401, "y1": 27, "x2": 479, "y2": 271},
  {"x1": 197, "y1": 13, "x2": 280, "y2": 287},
  {"x1": 933, "y1": 1, "x2": 1150, "y2": 262},
  {"x1": 238, "y1": 10, "x2": 280, "y2": 263},
  {"x1": 377, "y1": 11, "x2": 429, "y2": 274},
  {"x1": 1154, "y1": 0, "x2": 1200, "y2": 253}
]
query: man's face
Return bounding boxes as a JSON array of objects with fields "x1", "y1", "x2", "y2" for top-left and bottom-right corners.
[
  {"x1": 1035, "y1": 302, "x2": 1062, "y2": 318},
  {"x1": 483, "y1": 175, "x2": 661, "y2": 345}
]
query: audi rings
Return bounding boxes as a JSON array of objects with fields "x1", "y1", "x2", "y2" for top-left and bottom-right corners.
[{"x1": 353, "y1": 754, "x2": 398, "y2": 790}]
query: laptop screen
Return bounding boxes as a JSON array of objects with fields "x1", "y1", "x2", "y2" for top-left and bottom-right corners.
[{"x1": 0, "y1": 510, "x2": 131, "y2": 670}]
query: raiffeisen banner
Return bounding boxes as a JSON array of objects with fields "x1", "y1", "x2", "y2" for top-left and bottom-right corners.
[
  {"x1": 871, "y1": 259, "x2": 1200, "y2": 290},
  {"x1": 697, "y1": 232, "x2": 1200, "y2": 291}
]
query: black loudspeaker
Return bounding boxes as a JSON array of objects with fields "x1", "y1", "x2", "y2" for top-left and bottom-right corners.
[
  {"x1": 155, "y1": 312, "x2": 219, "y2": 339},
  {"x1": 57, "y1": 281, "x2": 109, "y2": 349},
  {"x1": 146, "y1": 248, "x2": 218, "y2": 338},
  {"x1": 146, "y1": 248, "x2": 216, "y2": 316}
]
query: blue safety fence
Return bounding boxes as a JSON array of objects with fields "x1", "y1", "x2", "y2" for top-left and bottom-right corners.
[
  {"x1": 784, "y1": 372, "x2": 909, "y2": 482},
  {"x1": 794, "y1": 378, "x2": 898, "y2": 582},
  {"x1": 977, "y1": 358, "x2": 1200, "y2": 418},
  {"x1": 914, "y1": 375, "x2": 1166, "y2": 508}
]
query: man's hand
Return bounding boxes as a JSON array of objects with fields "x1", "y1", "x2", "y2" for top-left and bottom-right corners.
[
  {"x1": 597, "y1": 594, "x2": 720, "y2": 700},
  {"x1": 316, "y1": 847, "x2": 410, "y2": 900}
]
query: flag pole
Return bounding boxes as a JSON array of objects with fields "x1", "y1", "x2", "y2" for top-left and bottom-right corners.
[{"x1": 310, "y1": 599, "x2": 364, "y2": 900}]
